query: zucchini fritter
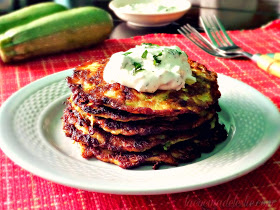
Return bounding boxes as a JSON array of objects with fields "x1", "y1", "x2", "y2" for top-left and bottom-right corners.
[
  {"x1": 79, "y1": 122, "x2": 227, "y2": 169},
  {"x1": 67, "y1": 59, "x2": 221, "y2": 116},
  {"x1": 62, "y1": 105, "x2": 218, "y2": 152},
  {"x1": 71, "y1": 92, "x2": 157, "y2": 122},
  {"x1": 69, "y1": 97, "x2": 218, "y2": 136}
]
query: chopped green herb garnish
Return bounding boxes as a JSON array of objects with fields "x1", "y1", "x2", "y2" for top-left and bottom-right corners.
[
  {"x1": 132, "y1": 62, "x2": 145, "y2": 75},
  {"x1": 133, "y1": 62, "x2": 142, "y2": 69},
  {"x1": 142, "y1": 43, "x2": 152, "y2": 46},
  {"x1": 123, "y1": 52, "x2": 132, "y2": 56},
  {"x1": 142, "y1": 43, "x2": 159, "y2": 47},
  {"x1": 141, "y1": 50, "x2": 148, "y2": 58},
  {"x1": 153, "y1": 56, "x2": 161, "y2": 65},
  {"x1": 157, "y1": 5, "x2": 167, "y2": 12},
  {"x1": 157, "y1": 6, "x2": 176, "y2": 12},
  {"x1": 153, "y1": 52, "x2": 162, "y2": 65},
  {"x1": 163, "y1": 142, "x2": 172, "y2": 151},
  {"x1": 168, "y1": 49, "x2": 182, "y2": 55}
]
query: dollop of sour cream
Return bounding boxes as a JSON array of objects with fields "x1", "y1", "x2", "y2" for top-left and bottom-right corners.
[{"x1": 103, "y1": 43, "x2": 196, "y2": 93}]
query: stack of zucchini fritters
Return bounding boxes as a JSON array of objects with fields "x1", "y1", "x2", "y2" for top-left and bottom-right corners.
[{"x1": 62, "y1": 58, "x2": 227, "y2": 169}]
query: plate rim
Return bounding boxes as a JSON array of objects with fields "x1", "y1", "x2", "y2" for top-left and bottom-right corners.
[{"x1": 0, "y1": 70, "x2": 279, "y2": 195}]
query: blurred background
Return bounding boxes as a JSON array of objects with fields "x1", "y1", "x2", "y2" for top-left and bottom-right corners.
[{"x1": 1, "y1": 0, "x2": 280, "y2": 38}]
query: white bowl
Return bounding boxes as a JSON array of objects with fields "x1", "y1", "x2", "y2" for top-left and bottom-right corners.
[{"x1": 109, "y1": 0, "x2": 191, "y2": 27}]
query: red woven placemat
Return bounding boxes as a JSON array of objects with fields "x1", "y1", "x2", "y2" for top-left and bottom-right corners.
[{"x1": 0, "y1": 20, "x2": 280, "y2": 209}]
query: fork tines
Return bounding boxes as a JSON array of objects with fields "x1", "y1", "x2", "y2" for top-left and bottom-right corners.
[
  {"x1": 177, "y1": 24, "x2": 221, "y2": 56},
  {"x1": 200, "y1": 16, "x2": 235, "y2": 47},
  {"x1": 178, "y1": 25, "x2": 213, "y2": 52}
]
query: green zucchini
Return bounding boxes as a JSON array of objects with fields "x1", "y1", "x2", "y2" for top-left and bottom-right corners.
[
  {"x1": 0, "y1": 7, "x2": 113, "y2": 63},
  {"x1": 0, "y1": 2, "x2": 67, "y2": 34}
]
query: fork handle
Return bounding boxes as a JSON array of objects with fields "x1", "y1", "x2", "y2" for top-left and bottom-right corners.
[
  {"x1": 252, "y1": 54, "x2": 280, "y2": 78},
  {"x1": 266, "y1": 53, "x2": 280, "y2": 60}
]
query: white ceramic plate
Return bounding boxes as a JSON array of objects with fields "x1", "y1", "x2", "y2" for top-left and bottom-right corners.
[{"x1": 0, "y1": 70, "x2": 279, "y2": 195}]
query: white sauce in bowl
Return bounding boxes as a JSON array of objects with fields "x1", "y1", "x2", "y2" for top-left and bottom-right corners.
[{"x1": 117, "y1": 0, "x2": 180, "y2": 14}]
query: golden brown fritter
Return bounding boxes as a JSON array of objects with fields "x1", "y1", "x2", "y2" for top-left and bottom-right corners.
[
  {"x1": 71, "y1": 92, "x2": 157, "y2": 122},
  {"x1": 79, "y1": 122, "x2": 227, "y2": 169},
  {"x1": 62, "y1": 105, "x2": 215, "y2": 152},
  {"x1": 67, "y1": 58, "x2": 221, "y2": 116},
  {"x1": 79, "y1": 143, "x2": 180, "y2": 169},
  {"x1": 69, "y1": 97, "x2": 218, "y2": 136}
]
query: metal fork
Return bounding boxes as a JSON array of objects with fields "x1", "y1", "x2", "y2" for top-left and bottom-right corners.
[
  {"x1": 177, "y1": 17, "x2": 280, "y2": 77},
  {"x1": 177, "y1": 24, "x2": 245, "y2": 59},
  {"x1": 200, "y1": 16, "x2": 253, "y2": 59}
]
